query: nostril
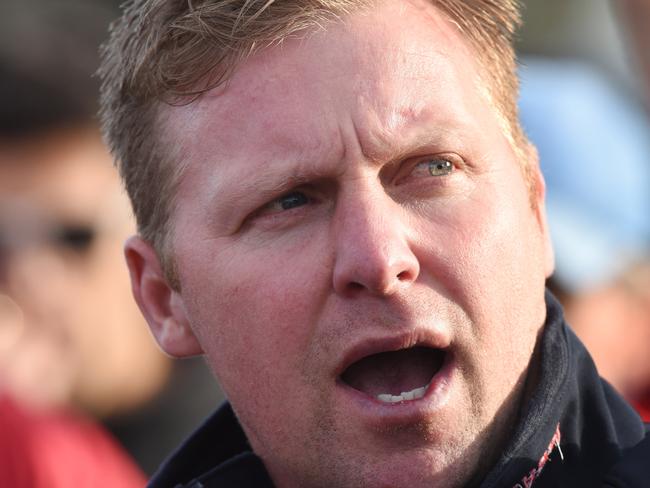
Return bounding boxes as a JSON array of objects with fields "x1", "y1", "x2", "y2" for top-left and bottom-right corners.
[
  {"x1": 397, "y1": 269, "x2": 415, "y2": 282},
  {"x1": 348, "y1": 282, "x2": 365, "y2": 291},
  {"x1": 335, "y1": 260, "x2": 419, "y2": 296}
]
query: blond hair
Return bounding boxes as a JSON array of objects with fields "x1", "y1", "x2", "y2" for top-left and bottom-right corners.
[{"x1": 99, "y1": 0, "x2": 527, "y2": 285}]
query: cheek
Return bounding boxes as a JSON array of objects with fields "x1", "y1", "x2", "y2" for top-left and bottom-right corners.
[
  {"x1": 416, "y1": 175, "x2": 547, "y2": 333},
  {"x1": 458, "y1": 192, "x2": 547, "y2": 376},
  {"x1": 178, "y1": 232, "x2": 331, "y2": 388},
  {"x1": 413, "y1": 178, "x2": 547, "y2": 415}
]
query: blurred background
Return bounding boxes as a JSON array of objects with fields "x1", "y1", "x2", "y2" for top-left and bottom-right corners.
[
  {"x1": 0, "y1": 0, "x2": 647, "y2": 484},
  {"x1": 518, "y1": 0, "x2": 650, "y2": 422},
  {"x1": 0, "y1": 1, "x2": 223, "y2": 485}
]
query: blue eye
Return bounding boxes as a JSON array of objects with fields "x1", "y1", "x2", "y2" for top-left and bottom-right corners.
[
  {"x1": 427, "y1": 159, "x2": 453, "y2": 176},
  {"x1": 278, "y1": 192, "x2": 308, "y2": 210}
]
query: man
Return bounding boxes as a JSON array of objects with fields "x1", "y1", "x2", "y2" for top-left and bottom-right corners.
[{"x1": 99, "y1": 0, "x2": 650, "y2": 486}]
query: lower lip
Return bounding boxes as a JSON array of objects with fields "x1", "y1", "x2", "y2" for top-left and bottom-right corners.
[{"x1": 335, "y1": 353, "x2": 456, "y2": 426}]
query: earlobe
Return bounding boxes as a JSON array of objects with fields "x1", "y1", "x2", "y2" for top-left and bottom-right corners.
[{"x1": 124, "y1": 235, "x2": 203, "y2": 357}]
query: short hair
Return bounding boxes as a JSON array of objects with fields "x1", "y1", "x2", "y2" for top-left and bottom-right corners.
[{"x1": 99, "y1": 0, "x2": 527, "y2": 287}]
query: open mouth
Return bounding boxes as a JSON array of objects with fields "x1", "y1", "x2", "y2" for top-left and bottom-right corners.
[{"x1": 339, "y1": 346, "x2": 447, "y2": 404}]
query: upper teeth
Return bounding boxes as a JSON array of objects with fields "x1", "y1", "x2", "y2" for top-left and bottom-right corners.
[{"x1": 376, "y1": 383, "x2": 429, "y2": 404}]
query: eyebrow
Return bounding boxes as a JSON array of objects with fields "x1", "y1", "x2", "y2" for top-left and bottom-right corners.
[
  {"x1": 364, "y1": 124, "x2": 476, "y2": 169},
  {"x1": 205, "y1": 155, "x2": 337, "y2": 232},
  {"x1": 232, "y1": 172, "x2": 320, "y2": 201}
]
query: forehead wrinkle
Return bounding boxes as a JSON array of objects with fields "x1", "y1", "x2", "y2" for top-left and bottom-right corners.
[
  {"x1": 333, "y1": 13, "x2": 481, "y2": 165},
  {"x1": 347, "y1": 63, "x2": 480, "y2": 167}
]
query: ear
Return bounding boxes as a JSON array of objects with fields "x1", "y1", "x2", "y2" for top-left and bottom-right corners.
[
  {"x1": 527, "y1": 144, "x2": 555, "y2": 279},
  {"x1": 124, "y1": 235, "x2": 203, "y2": 357}
]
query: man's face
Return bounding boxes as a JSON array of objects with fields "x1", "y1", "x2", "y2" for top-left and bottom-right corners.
[{"x1": 158, "y1": 0, "x2": 552, "y2": 486}]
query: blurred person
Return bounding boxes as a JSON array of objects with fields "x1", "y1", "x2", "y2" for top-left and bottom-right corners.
[
  {"x1": 100, "y1": 0, "x2": 650, "y2": 487},
  {"x1": 519, "y1": 58, "x2": 650, "y2": 420},
  {"x1": 0, "y1": 0, "x2": 173, "y2": 484},
  {"x1": 0, "y1": 127, "x2": 170, "y2": 416},
  {"x1": 0, "y1": 128, "x2": 155, "y2": 487}
]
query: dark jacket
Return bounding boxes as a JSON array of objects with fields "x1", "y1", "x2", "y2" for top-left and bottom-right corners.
[{"x1": 148, "y1": 293, "x2": 650, "y2": 487}]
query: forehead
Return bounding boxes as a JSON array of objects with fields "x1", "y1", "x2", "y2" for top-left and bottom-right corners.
[{"x1": 162, "y1": 0, "x2": 508, "y2": 213}]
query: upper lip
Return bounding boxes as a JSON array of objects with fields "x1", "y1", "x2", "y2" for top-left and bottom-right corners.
[{"x1": 334, "y1": 327, "x2": 452, "y2": 379}]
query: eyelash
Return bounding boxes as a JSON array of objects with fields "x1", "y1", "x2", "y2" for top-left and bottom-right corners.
[
  {"x1": 275, "y1": 192, "x2": 310, "y2": 211},
  {"x1": 395, "y1": 154, "x2": 459, "y2": 186},
  {"x1": 247, "y1": 188, "x2": 316, "y2": 227}
]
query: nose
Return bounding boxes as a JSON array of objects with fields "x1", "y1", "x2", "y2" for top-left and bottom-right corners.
[{"x1": 332, "y1": 187, "x2": 420, "y2": 297}]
